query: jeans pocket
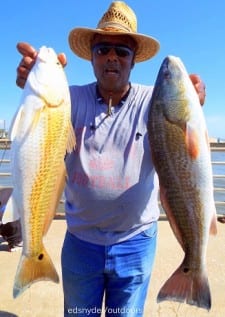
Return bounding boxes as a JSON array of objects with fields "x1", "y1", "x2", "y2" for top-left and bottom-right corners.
[{"x1": 140, "y1": 222, "x2": 157, "y2": 238}]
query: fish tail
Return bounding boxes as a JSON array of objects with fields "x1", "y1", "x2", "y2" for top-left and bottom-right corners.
[
  {"x1": 13, "y1": 245, "x2": 59, "y2": 298},
  {"x1": 157, "y1": 263, "x2": 211, "y2": 310}
]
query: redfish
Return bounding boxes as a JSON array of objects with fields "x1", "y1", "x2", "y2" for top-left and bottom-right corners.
[
  {"x1": 8, "y1": 46, "x2": 75, "y2": 298},
  {"x1": 148, "y1": 56, "x2": 217, "y2": 310}
]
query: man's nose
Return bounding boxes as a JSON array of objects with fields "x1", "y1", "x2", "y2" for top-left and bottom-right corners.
[{"x1": 106, "y1": 48, "x2": 118, "y2": 60}]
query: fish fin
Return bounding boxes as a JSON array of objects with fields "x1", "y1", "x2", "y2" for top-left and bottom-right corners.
[
  {"x1": 13, "y1": 244, "x2": 59, "y2": 298},
  {"x1": 66, "y1": 122, "x2": 76, "y2": 154},
  {"x1": 205, "y1": 130, "x2": 211, "y2": 151},
  {"x1": 157, "y1": 262, "x2": 211, "y2": 311},
  {"x1": 43, "y1": 164, "x2": 66, "y2": 235},
  {"x1": 2, "y1": 195, "x2": 20, "y2": 224},
  {"x1": 10, "y1": 99, "x2": 45, "y2": 139},
  {"x1": 30, "y1": 105, "x2": 45, "y2": 132},
  {"x1": 210, "y1": 212, "x2": 217, "y2": 235},
  {"x1": 185, "y1": 123, "x2": 200, "y2": 159},
  {"x1": 9, "y1": 106, "x2": 24, "y2": 141},
  {"x1": 159, "y1": 186, "x2": 185, "y2": 250}
]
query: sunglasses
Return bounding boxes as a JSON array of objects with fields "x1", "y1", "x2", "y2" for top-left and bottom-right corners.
[{"x1": 92, "y1": 43, "x2": 134, "y2": 58}]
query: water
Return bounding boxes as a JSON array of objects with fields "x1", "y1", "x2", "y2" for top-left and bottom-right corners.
[{"x1": 1, "y1": 148, "x2": 225, "y2": 214}]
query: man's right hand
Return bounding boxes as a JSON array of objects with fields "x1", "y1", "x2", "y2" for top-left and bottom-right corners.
[
  {"x1": 16, "y1": 42, "x2": 37, "y2": 88},
  {"x1": 16, "y1": 42, "x2": 67, "y2": 89}
]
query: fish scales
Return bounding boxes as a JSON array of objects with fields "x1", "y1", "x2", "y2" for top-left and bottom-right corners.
[
  {"x1": 6, "y1": 46, "x2": 76, "y2": 298},
  {"x1": 27, "y1": 107, "x2": 67, "y2": 254},
  {"x1": 148, "y1": 55, "x2": 217, "y2": 310},
  {"x1": 154, "y1": 118, "x2": 206, "y2": 265}
]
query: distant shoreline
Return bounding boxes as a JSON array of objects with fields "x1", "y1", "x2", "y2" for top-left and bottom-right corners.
[{"x1": 210, "y1": 142, "x2": 225, "y2": 148}]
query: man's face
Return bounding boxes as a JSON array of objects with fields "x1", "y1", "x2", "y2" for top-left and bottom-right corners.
[{"x1": 91, "y1": 34, "x2": 136, "y2": 93}]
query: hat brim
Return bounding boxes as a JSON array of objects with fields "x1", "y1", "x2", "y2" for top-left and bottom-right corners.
[{"x1": 68, "y1": 27, "x2": 160, "y2": 63}]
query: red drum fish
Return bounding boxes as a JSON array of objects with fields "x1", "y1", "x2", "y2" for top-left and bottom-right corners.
[
  {"x1": 7, "y1": 46, "x2": 75, "y2": 298},
  {"x1": 148, "y1": 55, "x2": 217, "y2": 310}
]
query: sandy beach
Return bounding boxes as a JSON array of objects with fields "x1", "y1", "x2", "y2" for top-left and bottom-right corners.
[{"x1": 0, "y1": 217, "x2": 225, "y2": 317}]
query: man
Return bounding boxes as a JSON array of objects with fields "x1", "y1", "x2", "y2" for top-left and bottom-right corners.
[{"x1": 16, "y1": 2, "x2": 206, "y2": 316}]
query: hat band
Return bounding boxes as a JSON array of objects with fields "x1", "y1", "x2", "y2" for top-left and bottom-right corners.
[{"x1": 97, "y1": 21, "x2": 133, "y2": 33}]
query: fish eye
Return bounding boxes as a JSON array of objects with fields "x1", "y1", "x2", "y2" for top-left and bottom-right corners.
[{"x1": 164, "y1": 70, "x2": 171, "y2": 79}]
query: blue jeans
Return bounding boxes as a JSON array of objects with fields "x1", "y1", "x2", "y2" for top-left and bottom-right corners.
[{"x1": 61, "y1": 222, "x2": 157, "y2": 317}]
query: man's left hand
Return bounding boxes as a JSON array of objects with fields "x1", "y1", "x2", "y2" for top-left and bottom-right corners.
[{"x1": 189, "y1": 74, "x2": 206, "y2": 106}]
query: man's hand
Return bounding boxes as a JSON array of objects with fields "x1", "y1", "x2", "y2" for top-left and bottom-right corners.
[
  {"x1": 189, "y1": 74, "x2": 206, "y2": 106},
  {"x1": 16, "y1": 42, "x2": 67, "y2": 89}
]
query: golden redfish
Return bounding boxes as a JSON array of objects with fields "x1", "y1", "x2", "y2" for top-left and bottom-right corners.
[
  {"x1": 148, "y1": 56, "x2": 217, "y2": 310},
  {"x1": 8, "y1": 46, "x2": 75, "y2": 298}
]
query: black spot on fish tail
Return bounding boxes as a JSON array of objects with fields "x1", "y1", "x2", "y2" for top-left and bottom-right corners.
[
  {"x1": 157, "y1": 262, "x2": 211, "y2": 311},
  {"x1": 38, "y1": 253, "x2": 44, "y2": 260},
  {"x1": 183, "y1": 267, "x2": 190, "y2": 273},
  {"x1": 13, "y1": 245, "x2": 59, "y2": 298}
]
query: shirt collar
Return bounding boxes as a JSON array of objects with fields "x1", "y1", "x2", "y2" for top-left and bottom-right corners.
[{"x1": 95, "y1": 83, "x2": 131, "y2": 107}]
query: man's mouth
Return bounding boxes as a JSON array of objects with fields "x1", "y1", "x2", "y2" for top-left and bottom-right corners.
[{"x1": 105, "y1": 68, "x2": 119, "y2": 74}]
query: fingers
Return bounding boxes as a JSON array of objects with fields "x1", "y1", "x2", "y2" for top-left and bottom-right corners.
[
  {"x1": 16, "y1": 55, "x2": 37, "y2": 88},
  {"x1": 16, "y1": 59, "x2": 32, "y2": 88},
  {"x1": 17, "y1": 42, "x2": 38, "y2": 59},
  {"x1": 189, "y1": 74, "x2": 206, "y2": 106},
  {"x1": 58, "y1": 53, "x2": 67, "y2": 67},
  {"x1": 16, "y1": 42, "x2": 38, "y2": 89},
  {"x1": 16, "y1": 42, "x2": 68, "y2": 88},
  {"x1": 196, "y1": 81, "x2": 206, "y2": 106}
]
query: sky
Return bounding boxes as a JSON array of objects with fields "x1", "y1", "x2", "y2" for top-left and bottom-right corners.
[{"x1": 0, "y1": 0, "x2": 225, "y2": 139}]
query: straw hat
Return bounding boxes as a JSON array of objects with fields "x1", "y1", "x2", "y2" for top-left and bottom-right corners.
[{"x1": 68, "y1": 1, "x2": 160, "y2": 63}]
